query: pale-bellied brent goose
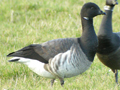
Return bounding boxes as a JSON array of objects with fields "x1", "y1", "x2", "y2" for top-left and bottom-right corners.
[{"x1": 7, "y1": 2, "x2": 105, "y2": 86}]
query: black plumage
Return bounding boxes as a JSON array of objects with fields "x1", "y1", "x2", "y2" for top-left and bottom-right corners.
[{"x1": 97, "y1": 0, "x2": 119, "y2": 83}]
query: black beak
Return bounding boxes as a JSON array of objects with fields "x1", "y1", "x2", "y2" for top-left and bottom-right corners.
[{"x1": 99, "y1": 10, "x2": 106, "y2": 15}]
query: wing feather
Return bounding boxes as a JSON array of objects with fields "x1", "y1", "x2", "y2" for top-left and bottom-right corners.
[{"x1": 7, "y1": 38, "x2": 78, "y2": 63}]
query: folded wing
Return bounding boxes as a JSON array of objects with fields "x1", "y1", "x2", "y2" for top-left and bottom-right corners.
[{"x1": 7, "y1": 38, "x2": 78, "y2": 63}]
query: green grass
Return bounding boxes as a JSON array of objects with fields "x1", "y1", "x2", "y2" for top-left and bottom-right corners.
[{"x1": 0, "y1": 0, "x2": 120, "y2": 89}]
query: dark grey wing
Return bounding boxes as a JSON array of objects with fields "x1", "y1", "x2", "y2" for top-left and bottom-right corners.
[
  {"x1": 7, "y1": 45, "x2": 48, "y2": 63},
  {"x1": 7, "y1": 38, "x2": 78, "y2": 63}
]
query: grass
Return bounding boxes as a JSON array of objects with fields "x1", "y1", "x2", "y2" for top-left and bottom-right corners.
[{"x1": 0, "y1": 0, "x2": 120, "y2": 89}]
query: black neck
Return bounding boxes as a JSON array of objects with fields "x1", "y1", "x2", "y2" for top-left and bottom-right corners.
[
  {"x1": 97, "y1": 6, "x2": 120, "y2": 54},
  {"x1": 78, "y1": 17, "x2": 98, "y2": 62},
  {"x1": 81, "y1": 18, "x2": 95, "y2": 40},
  {"x1": 98, "y1": 9, "x2": 113, "y2": 38}
]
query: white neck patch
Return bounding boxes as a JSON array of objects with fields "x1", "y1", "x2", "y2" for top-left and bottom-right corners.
[
  {"x1": 83, "y1": 17, "x2": 89, "y2": 20},
  {"x1": 104, "y1": 6, "x2": 114, "y2": 11}
]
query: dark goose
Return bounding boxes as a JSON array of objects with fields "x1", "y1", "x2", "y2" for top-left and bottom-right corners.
[{"x1": 97, "y1": 0, "x2": 119, "y2": 83}]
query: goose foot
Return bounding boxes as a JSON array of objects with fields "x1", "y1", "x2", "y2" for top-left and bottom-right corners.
[{"x1": 51, "y1": 79, "x2": 55, "y2": 86}]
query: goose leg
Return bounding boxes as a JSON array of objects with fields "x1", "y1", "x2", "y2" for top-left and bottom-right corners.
[
  {"x1": 115, "y1": 70, "x2": 118, "y2": 84},
  {"x1": 112, "y1": 69, "x2": 118, "y2": 84},
  {"x1": 51, "y1": 79, "x2": 55, "y2": 86},
  {"x1": 59, "y1": 78, "x2": 64, "y2": 87}
]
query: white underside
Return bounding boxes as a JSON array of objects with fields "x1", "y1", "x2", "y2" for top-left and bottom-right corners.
[{"x1": 10, "y1": 57, "x2": 55, "y2": 79}]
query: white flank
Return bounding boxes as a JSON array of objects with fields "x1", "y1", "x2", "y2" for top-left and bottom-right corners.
[
  {"x1": 10, "y1": 57, "x2": 55, "y2": 79},
  {"x1": 47, "y1": 44, "x2": 92, "y2": 78}
]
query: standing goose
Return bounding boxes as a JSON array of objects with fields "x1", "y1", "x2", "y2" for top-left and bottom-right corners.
[
  {"x1": 7, "y1": 2, "x2": 105, "y2": 86},
  {"x1": 97, "y1": 0, "x2": 119, "y2": 83}
]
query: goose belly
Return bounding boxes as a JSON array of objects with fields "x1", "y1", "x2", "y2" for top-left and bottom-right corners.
[
  {"x1": 46, "y1": 44, "x2": 92, "y2": 78},
  {"x1": 57, "y1": 53, "x2": 92, "y2": 78},
  {"x1": 64, "y1": 61, "x2": 92, "y2": 78}
]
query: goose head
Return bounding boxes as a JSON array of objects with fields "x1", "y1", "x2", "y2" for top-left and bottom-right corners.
[
  {"x1": 106, "y1": 0, "x2": 118, "y2": 6},
  {"x1": 81, "y1": 2, "x2": 106, "y2": 20}
]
